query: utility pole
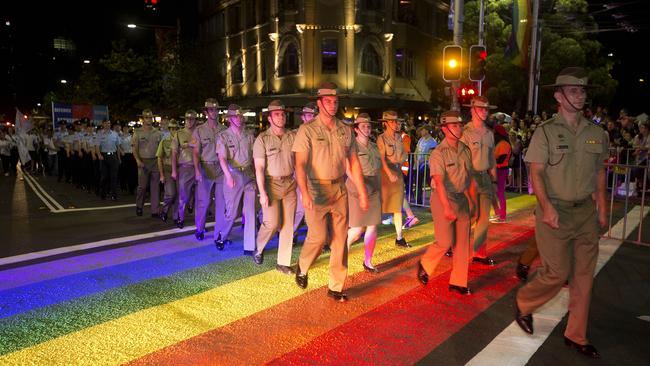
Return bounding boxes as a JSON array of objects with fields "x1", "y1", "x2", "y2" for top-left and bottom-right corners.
[
  {"x1": 451, "y1": 0, "x2": 464, "y2": 111},
  {"x1": 477, "y1": 0, "x2": 485, "y2": 95},
  {"x1": 527, "y1": 0, "x2": 540, "y2": 113}
]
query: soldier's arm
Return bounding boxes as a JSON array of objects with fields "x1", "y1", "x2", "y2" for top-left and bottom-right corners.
[
  {"x1": 348, "y1": 152, "x2": 369, "y2": 210},
  {"x1": 254, "y1": 157, "x2": 268, "y2": 207},
  {"x1": 294, "y1": 151, "x2": 312, "y2": 209},
  {"x1": 132, "y1": 133, "x2": 142, "y2": 166}
]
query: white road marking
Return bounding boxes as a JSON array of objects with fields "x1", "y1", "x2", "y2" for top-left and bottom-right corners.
[
  {"x1": 21, "y1": 169, "x2": 65, "y2": 211},
  {"x1": 466, "y1": 206, "x2": 650, "y2": 366},
  {"x1": 19, "y1": 168, "x2": 58, "y2": 212}
]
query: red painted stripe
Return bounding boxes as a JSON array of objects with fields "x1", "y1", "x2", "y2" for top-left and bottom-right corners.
[{"x1": 128, "y1": 223, "x2": 533, "y2": 366}]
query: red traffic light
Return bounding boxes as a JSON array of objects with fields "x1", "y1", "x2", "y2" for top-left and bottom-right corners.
[{"x1": 469, "y1": 45, "x2": 487, "y2": 81}]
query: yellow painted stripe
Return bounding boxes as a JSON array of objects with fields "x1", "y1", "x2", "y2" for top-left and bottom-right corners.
[{"x1": 0, "y1": 195, "x2": 536, "y2": 366}]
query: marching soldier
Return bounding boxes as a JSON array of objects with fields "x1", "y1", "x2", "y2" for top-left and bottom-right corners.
[
  {"x1": 252, "y1": 100, "x2": 296, "y2": 274},
  {"x1": 460, "y1": 95, "x2": 498, "y2": 265},
  {"x1": 133, "y1": 109, "x2": 162, "y2": 217},
  {"x1": 293, "y1": 101, "x2": 318, "y2": 235},
  {"x1": 192, "y1": 98, "x2": 226, "y2": 240},
  {"x1": 96, "y1": 119, "x2": 121, "y2": 201},
  {"x1": 515, "y1": 67, "x2": 608, "y2": 359},
  {"x1": 292, "y1": 82, "x2": 369, "y2": 302},
  {"x1": 172, "y1": 110, "x2": 198, "y2": 229},
  {"x1": 216, "y1": 104, "x2": 256, "y2": 252},
  {"x1": 157, "y1": 120, "x2": 179, "y2": 223},
  {"x1": 417, "y1": 111, "x2": 477, "y2": 295},
  {"x1": 54, "y1": 121, "x2": 69, "y2": 183}
]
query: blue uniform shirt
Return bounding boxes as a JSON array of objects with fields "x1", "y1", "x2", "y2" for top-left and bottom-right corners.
[{"x1": 97, "y1": 130, "x2": 120, "y2": 153}]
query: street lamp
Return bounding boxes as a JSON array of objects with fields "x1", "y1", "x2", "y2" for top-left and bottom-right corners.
[{"x1": 60, "y1": 79, "x2": 67, "y2": 84}]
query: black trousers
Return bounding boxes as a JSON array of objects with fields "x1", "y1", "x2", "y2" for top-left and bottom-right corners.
[
  {"x1": 57, "y1": 148, "x2": 68, "y2": 181},
  {"x1": 100, "y1": 153, "x2": 120, "y2": 197}
]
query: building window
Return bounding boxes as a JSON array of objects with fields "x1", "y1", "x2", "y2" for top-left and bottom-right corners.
[
  {"x1": 231, "y1": 56, "x2": 244, "y2": 84},
  {"x1": 279, "y1": 0, "x2": 297, "y2": 11},
  {"x1": 395, "y1": 0, "x2": 417, "y2": 26},
  {"x1": 395, "y1": 48, "x2": 415, "y2": 79},
  {"x1": 361, "y1": 44, "x2": 382, "y2": 76},
  {"x1": 260, "y1": 0, "x2": 270, "y2": 23},
  {"x1": 362, "y1": 0, "x2": 383, "y2": 10},
  {"x1": 228, "y1": 5, "x2": 241, "y2": 34},
  {"x1": 321, "y1": 38, "x2": 338, "y2": 74},
  {"x1": 261, "y1": 55, "x2": 266, "y2": 81},
  {"x1": 246, "y1": 0, "x2": 256, "y2": 28},
  {"x1": 279, "y1": 43, "x2": 299, "y2": 76}
]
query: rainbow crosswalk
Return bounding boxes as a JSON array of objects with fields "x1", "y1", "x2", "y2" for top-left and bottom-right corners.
[{"x1": 0, "y1": 195, "x2": 537, "y2": 365}]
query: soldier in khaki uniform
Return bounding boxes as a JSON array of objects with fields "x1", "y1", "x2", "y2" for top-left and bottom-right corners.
[
  {"x1": 172, "y1": 109, "x2": 199, "y2": 229},
  {"x1": 133, "y1": 109, "x2": 163, "y2": 217},
  {"x1": 252, "y1": 100, "x2": 296, "y2": 274},
  {"x1": 292, "y1": 82, "x2": 369, "y2": 302},
  {"x1": 157, "y1": 120, "x2": 179, "y2": 224},
  {"x1": 192, "y1": 99, "x2": 227, "y2": 241},
  {"x1": 346, "y1": 113, "x2": 383, "y2": 272},
  {"x1": 417, "y1": 111, "x2": 477, "y2": 295},
  {"x1": 515, "y1": 67, "x2": 608, "y2": 359},
  {"x1": 460, "y1": 96, "x2": 498, "y2": 265},
  {"x1": 217, "y1": 104, "x2": 257, "y2": 252},
  {"x1": 378, "y1": 110, "x2": 410, "y2": 248}
]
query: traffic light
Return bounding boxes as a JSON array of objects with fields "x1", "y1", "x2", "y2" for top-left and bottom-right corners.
[
  {"x1": 457, "y1": 85, "x2": 476, "y2": 104},
  {"x1": 442, "y1": 45, "x2": 462, "y2": 82},
  {"x1": 469, "y1": 45, "x2": 487, "y2": 81}
]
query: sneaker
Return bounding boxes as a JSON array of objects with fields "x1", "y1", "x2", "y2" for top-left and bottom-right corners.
[
  {"x1": 382, "y1": 217, "x2": 393, "y2": 225},
  {"x1": 402, "y1": 216, "x2": 420, "y2": 229},
  {"x1": 491, "y1": 217, "x2": 507, "y2": 224},
  {"x1": 489, "y1": 215, "x2": 499, "y2": 222}
]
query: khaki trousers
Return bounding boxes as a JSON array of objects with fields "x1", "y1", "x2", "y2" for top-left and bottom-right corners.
[
  {"x1": 195, "y1": 161, "x2": 225, "y2": 236},
  {"x1": 256, "y1": 177, "x2": 297, "y2": 266},
  {"x1": 176, "y1": 164, "x2": 195, "y2": 222},
  {"x1": 472, "y1": 172, "x2": 494, "y2": 257},
  {"x1": 218, "y1": 169, "x2": 256, "y2": 251},
  {"x1": 161, "y1": 166, "x2": 178, "y2": 220},
  {"x1": 516, "y1": 199, "x2": 599, "y2": 345},
  {"x1": 136, "y1": 158, "x2": 160, "y2": 214},
  {"x1": 421, "y1": 190, "x2": 471, "y2": 287},
  {"x1": 298, "y1": 181, "x2": 348, "y2": 292}
]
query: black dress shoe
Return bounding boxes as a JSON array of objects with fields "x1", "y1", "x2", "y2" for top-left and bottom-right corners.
[
  {"x1": 243, "y1": 249, "x2": 255, "y2": 256},
  {"x1": 295, "y1": 270, "x2": 308, "y2": 289},
  {"x1": 514, "y1": 298, "x2": 534, "y2": 334},
  {"x1": 253, "y1": 251, "x2": 263, "y2": 265},
  {"x1": 449, "y1": 284, "x2": 472, "y2": 295},
  {"x1": 195, "y1": 231, "x2": 205, "y2": 241},
  {"x1": 516, "y1": 263, "x2": 530, "y2": 281},
  {"x1": 151, "y1": 213, "x2": 159, "y2": 219},
  {"x1": 564, "y1": 337, "x2": 600, "y2": 358},
  {"x1": 187, "y1": 206, "x2": 193, "y2": 214},
  {"x1": 363, "y1": 263, "x2": 379, "y2": 273},
  {"x1": 327, "y1": 289, "x2": 348, "y2": 302},
  {"x1": 395, "y1": 238, "x2": 411, "y2": 248},
  {"x1": 136, "y1": 207, "x2": 143, "y2": 216},
  {"x1": 160, "y1": 212, "x2": 168, "y2": 223},
  {"x1": 472, "y1": 256, "x2": 495, "y2": 266},
  {"x1": 445, "y1": 248, "x2": 453, "y2": 257},
  {"x1": 276, "y1": 264, "x2": 294, "y2": 275},
  {"x1": 176, "y1": 220, "x2": 184, "y2": 229},
  {"x1": 417, "y1": 262, "x2": 429, "y2": 285}
]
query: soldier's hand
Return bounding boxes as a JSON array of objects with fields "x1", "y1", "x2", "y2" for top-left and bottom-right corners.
[
  {"x1": 195, "y1": 171, "x2": 203, "y2": 182},
  {"x1": 159, "y1": 174, "x2": 165, "y2": 184},
  {"x1": 302, "y1": 192, "x2": 314, "y2": 211},
  {"x1": 225, "y1": 175, "x2": 235, "y2": 188},
  {"x1": 136, "y1": 160, "x2": 145, "y2": 168},
  {"x1": 259, "y1": 192, "x2": 269, "y2": 208},
  {"x1": 171, "y1": 170, "x2": 177, "y2": 180},
  {"x1": 359, "y1": 193, "x2": 369, "y2": 211},
  {"x1": 444, "y1": 206, "x2": 457, "y2": 221},
  {"x1": 542, "y1": 206, "x2": 560, "y2": 229},
  {"x1": 388, "y1": 172, "x2": 398, "y2": 183},
  {"x1": 598, "y1": 209, "x2": 608, "y2": 228},
  {"x1": 98, "y1": 154, "x2": 104, "y2": 161}
]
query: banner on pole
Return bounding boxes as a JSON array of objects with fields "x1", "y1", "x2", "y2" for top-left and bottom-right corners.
[{"x1": 52, "y1": 102, "x2": 110, "y2": 128}]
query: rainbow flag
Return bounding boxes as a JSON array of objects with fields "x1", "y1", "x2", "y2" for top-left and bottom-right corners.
[
  {"x1": 0, "y1": 196, "x2": 537, "y2": 365},
  {"x1": 505, "y1": 0, "x2": 532, "y2": 68}
]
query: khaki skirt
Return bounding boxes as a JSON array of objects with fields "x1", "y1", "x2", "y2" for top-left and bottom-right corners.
[
  {"x1": 380, "y1": 164, "x2": 404, "y2": 213},
  {"x1": 347, "y1": 175, "x2": 381, "y2": 227}
]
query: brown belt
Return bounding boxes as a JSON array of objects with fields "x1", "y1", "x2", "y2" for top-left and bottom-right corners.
[
  {"x1": 311, "y1": 177, "x2": 344, "y2": 185},
  {"x1": 550, "y1": 198, "x2": 590, "y2": 207},
  {"x1": 268, "y1": 175, "x2": 293, "y2": 180}
]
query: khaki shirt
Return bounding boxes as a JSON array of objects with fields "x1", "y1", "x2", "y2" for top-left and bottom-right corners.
[
  {"x1": 460, "y1": 122, "x2": 495, "y2": 172},
  {"x1": 191, "y1": 122, "x2": 225, "y2": 162},
  {"x1": 525, "y1": 115, "x2": 609, "y2": 202},
  {"x1": 292, "y1": 115, "x2": 356, "y2": 180},
  {"x1": 377, "y1": 132, "x2": 407, "y2": 167},
  {"x1": 156, "y1": 136, "x2": 173, "y2": 166},
  {"x1": 133, "y1": 128, "x2": 162, "y2": 159},
  {"x1": 253, "y1": 128, "x2": 296, "y2": 177},
  {"x1": 217, "y1": 127, "x2": 255, "y2": 168},
  {"x1": 172, "y1": 128, "x2": 194, "y2": 165},
  {"x1": 357, "y1": 140, "x2": 381, "y2": 176},
  {"x1": 429, "y1": 139, "x2": 473, "y2": 193}
]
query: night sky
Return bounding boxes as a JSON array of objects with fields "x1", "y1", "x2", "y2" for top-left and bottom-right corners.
[{"x1": 1, "y1": 0, "x2": 648, "y2": 122}]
